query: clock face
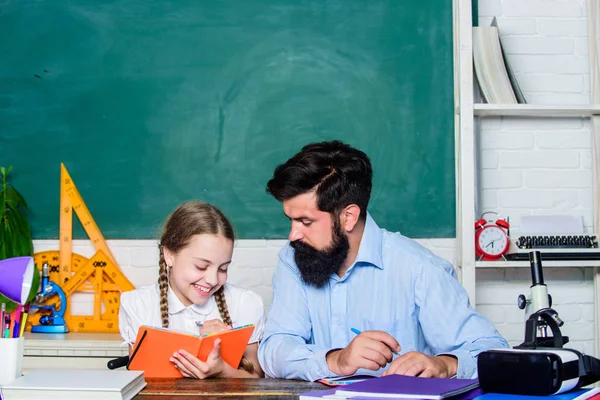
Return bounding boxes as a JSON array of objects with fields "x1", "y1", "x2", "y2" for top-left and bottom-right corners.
[{"x1": 477, "y1": 226, "x2": 508, "y2": 256}]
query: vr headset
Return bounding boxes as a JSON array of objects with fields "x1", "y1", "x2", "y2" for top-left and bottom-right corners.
[{"x1": 478, "y1": 347, "x2": 600, "y2": 396}]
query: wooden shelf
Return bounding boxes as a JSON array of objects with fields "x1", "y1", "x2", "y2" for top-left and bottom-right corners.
[
  {"x1": 473, "y1": 104, "x2": 600, "y2": 117},
  {"x1": 476, "y1": 260, "x2": 600, "y2": 268}
]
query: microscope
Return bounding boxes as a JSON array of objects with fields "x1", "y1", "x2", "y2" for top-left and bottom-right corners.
[
  {"x1": 29, "y1": 263, "x2": 69, "y2": 333},
  {"x1": 515, "y1": 251, "x2": 568, "y2": 349},
  {"x1": 478, "y1": 251, "x2": 600, "y2": 396}
]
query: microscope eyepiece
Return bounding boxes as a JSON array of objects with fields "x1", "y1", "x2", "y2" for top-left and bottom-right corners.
[{"x1": 529, "y1": 251, "x2": 544, "y2": 286}]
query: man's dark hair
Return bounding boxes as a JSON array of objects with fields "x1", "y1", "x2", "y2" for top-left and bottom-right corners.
[{"x1": 266, "y1": 140, "x2": 372, "y2": 221}]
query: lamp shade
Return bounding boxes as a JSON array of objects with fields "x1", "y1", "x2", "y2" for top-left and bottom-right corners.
[{"x1": 0, "y1": 256, "x2": 35, "y2": 304}]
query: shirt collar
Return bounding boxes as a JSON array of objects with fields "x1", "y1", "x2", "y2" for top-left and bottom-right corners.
[
  {"x1": 167, "y1": 284, "x2": 215, "y2": 316},
  {"x1": 352, "y1": 212, "x2": 384, "y2": 270}
]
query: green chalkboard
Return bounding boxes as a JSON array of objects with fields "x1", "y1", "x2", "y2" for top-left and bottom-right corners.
[{"x1": 0, "y1": 0, "x2": 455, "y2": 239}]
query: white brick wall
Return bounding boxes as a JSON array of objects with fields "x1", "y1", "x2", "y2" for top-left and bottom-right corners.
[
  {"x1": 32, "y1": 237, "x2": 457, "y2": 316},
  {"x1": 478, "y1": 0, "x2": 595, "y2": 355},
  {"x1": 34, "y1": 237, "x2": 595, "y2": 355}
]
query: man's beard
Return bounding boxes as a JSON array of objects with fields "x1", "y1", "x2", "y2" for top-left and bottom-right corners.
[{"x1": 290, "y1": 222, "x2": 350, "y2": 288}]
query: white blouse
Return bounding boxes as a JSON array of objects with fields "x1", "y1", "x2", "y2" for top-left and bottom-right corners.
[{"x1": 119, "y1": 282, "x2": 265, "y2": 346}]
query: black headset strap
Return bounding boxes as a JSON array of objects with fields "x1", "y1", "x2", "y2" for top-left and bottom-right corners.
[
  {"x1": 579, "y1": 354, "x2": 600, "y2": 386},
  {"x1": 558, "y1": 348, "x2": 600, "y2": 387}
]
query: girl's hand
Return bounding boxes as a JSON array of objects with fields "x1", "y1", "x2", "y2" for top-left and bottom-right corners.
[
  {"x1": 199, "y1": 319, "x2": 231, "y2": 336},
  {"x1": 171, "y1": 338, "x2": 225, "y2": 379}
]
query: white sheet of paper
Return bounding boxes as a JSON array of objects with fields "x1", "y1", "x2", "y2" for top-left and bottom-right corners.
[{"x1": 520, "y1": 215, "x2": 584, "y2": 234}]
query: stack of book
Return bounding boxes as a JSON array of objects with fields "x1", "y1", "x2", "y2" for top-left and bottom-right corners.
[{"x1": 0, "y1": 369, "x2": 146, "y2": 400}]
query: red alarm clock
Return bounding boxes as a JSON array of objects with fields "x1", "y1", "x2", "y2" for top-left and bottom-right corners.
[{"x1": 475, "y1": 212, "x2": 510, "y2": 261}]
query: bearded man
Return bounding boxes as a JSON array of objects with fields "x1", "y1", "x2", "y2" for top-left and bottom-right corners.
[{"x1": 257, "y1": 141, "x2": 508, "y2": 382}]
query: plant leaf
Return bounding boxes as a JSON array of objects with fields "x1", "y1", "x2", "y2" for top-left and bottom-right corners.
[
  {"x1": 4, "y1": 218, "x2": 11, "y2": 238},
  {"x1": 0, "y1": 197, "x2": 5, "y2": 223},
  {"x1": 11, "y1": 187, "x2": 28, "y2": 210},
  {"x1": 20, "y1": 234, "x2": 33, "y2": 256},
  {"x1": 16, "y1": 236, "x2": 25, "y2": 257},
  {"x1": 5, "y1": 187, "x2": 19, "y2": 209},
  {"x1": 13, "y1": 208, "x2": 31, "y2": 237},
  {"x1": 0, "y1": 167, "x2": 33, "y2": 280},
  {"x1": 2, "y1": 238, "x2": 13, "y2": 258},
  {"x1": 8, "y1": 212, "x2": 32, "y2": 256},
  {"x1": 6, "y1": 216, "x2": 20, "y2": 256}
]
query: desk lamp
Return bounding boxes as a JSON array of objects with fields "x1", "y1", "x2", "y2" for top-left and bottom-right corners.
[{"x1": 0, "y1": 256, "x2": 38, "y2": 305}]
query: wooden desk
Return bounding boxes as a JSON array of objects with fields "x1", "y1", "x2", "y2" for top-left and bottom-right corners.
[{"x1": 136, "y1": 378, "x2": 327, "y2": 399}]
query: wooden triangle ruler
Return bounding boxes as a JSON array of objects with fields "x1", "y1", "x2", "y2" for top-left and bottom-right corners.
[
  {"x1": 28, "y1": 164, "x2": 135, "y2": 332},
  {"x1": 60, "y1": 163, "x2": 117, "y2": 285}
]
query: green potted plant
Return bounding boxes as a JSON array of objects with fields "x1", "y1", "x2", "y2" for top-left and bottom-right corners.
[{"x1": 0, "y1": 166, "x2": 35, "y2": 312}]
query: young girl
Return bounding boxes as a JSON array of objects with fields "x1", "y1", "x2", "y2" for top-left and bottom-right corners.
[{"x1": 119, "y1": 201, "x2": 265, "y2": 378}]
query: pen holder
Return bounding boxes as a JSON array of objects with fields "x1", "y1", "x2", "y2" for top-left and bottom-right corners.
[{"x1": 0, "y1": 337, "x2": 24, "y2": 386}]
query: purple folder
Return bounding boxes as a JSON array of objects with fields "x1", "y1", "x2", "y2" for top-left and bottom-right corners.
[{"x1": 335, "y1": 375, "x2": 480, "y2": 399}]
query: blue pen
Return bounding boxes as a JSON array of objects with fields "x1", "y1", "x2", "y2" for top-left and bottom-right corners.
[{"x1": 351, "y1": 327, "x2": 399, "y2": 355}]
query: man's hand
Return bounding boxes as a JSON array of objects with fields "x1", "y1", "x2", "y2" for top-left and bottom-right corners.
[
  {"x1": 382, "y1": 352, "x2": 457, "y2": 378},
  {"x1": 326, "y1": 330, "x2": 401, "y2": 376}
]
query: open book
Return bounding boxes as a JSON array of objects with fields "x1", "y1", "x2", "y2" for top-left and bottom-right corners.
[{"x1": 127, "y1": 324, "x2": 254, "y2": 378}]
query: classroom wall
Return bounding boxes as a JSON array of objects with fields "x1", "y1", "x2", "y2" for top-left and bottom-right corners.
[{"x1": 29, "y1": 0, "x2": 596, "y2": 358}]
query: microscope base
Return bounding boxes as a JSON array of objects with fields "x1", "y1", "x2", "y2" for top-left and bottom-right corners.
[
  {"x1": 31, "y1": 325, "x2": 69, "y2": 334},
  {"x1": 515, "y1": 335, "x2": 569, "y2": 349}
]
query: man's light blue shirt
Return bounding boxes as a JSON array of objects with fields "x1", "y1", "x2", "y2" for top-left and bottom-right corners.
[{"x1": 258, "y1": 214, "x2": 508, "y2": 381}]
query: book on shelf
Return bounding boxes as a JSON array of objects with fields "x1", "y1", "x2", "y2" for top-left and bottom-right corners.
[
  {"x1": 491, "y1": 17, "x2": 527, "y2": 104},
  {"x1": 0, "y1": 369, "x2": 146, "y2": 400},
  {"x1": 473, "y1": 19, "x2": 524, "y2": 104}
]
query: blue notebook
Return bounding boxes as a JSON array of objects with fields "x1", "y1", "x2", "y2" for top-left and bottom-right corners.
[{"x1": 473, "y1": 389, "x2": 594, "y2": 400}]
